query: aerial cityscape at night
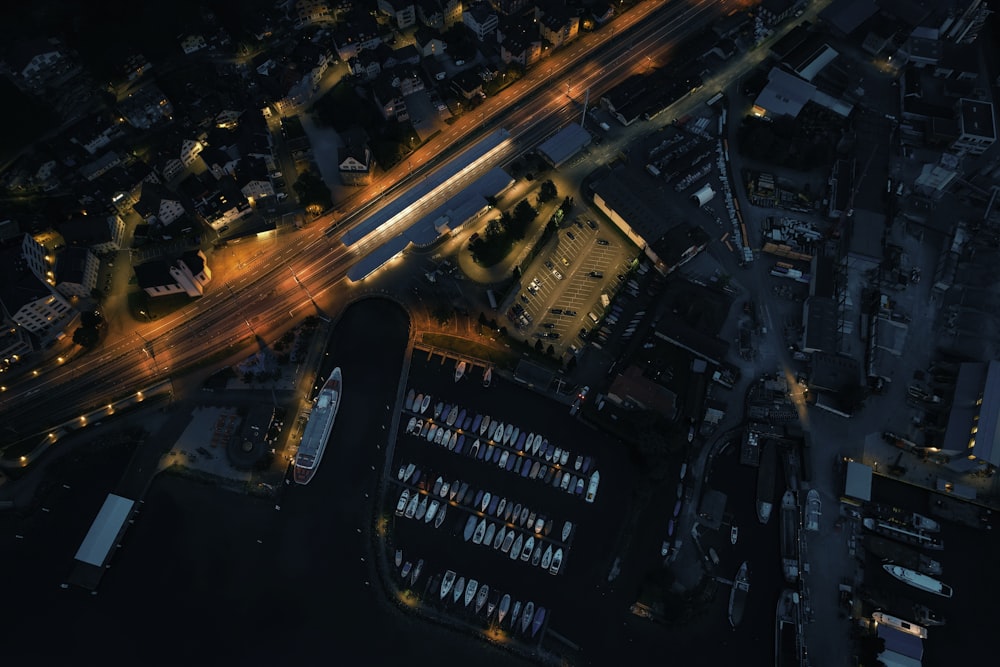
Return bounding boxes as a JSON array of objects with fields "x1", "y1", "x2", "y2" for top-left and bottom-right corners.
[{"x1": 2, "y1": 0, "x2": 999, "y2": 664}]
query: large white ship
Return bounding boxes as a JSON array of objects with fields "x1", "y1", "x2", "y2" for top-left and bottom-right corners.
[
  {"x1": 294, "y1": 367, "x2": 342, "y2": 485},
  {"x1": 882, "y1": 563, "x2": 953, "y2": 598}
]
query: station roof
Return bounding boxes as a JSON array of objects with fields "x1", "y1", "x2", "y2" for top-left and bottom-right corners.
[
  {"x1": 537, "y1": 124, "x2": 592, "y2": 167},
  {"x1": 74, "y1": 494, "x2": 134, "y2": 567}
]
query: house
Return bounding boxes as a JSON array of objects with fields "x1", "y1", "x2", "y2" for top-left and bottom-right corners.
[
  {"x1": 498, "y1": 32, "x2": 542, "y2": 68},
  {"x1": 69, "y1": 113, "x2": 126, "y2": 155},
  {"x1": 98, "y1": 160, "x2": 160, "y2": 213},
  {"x1": 4, "y1": 38, "x2": 75, "y2": 90},
  {"x1": 332, "y1": 13, "x2": 384, "y2": 61},
  {"x1": 54, "y1": 246, "x2": 99, "y2": 299},
  {"x1": 295, "y1": 0, "x2": 335, "y2": 28},
  {"x1": 134, "y1": 182, "x2": 186, "y2": 226},
  {"x1": 338, "y1": 126, "x2": 375, "y2": 186},
  {"x1": 192, "y1": 179, "x2": 254, "y2": 230},
  {"x1": 378, "y1": 0, "x2": 417, "y2": 29},
  {"x1": 0, "y1": 316, "x2": 33, "y2": 371},
  {"x1": 371, "y1": 75, "x2": 409, "y2": 120},
  {"x1": 154, "y1": 137, "x2": 204, "y2": 182},
  {"x1": 391, "y1": 67, "x2": 427, "y2": 95},
  {"x1": 118, "y1": 83, "x2": 174, "y2": 129},
  {"x1": 491, "y1": 0, "x2": 530, "y2": 16},
  {"x1": 180, "y1": 34, "x2": 208, "y2": 54},
  {"x1": 201, "y1": 146, "x2": 240, "y2": 179},
  {"x1": 237, "y1": 156, "x2": 276, "y2": 202},
  {"x1": 463, "y1": 2, "x2": 499, "y2": 41},
  {"x1": 349, "y1": 52, "x2": 383, "y2": 80},
  {"x1": 414, "y1": 28, "x2": 448, "y2": 58},
  {"x1": 417, "y1": 0, "x2": 462, "y2": 28},
  {"x1": 450, "y1": 70, "x2": 485, "y2": 99},
  {"x1": 80, "y1": 151, "x2": 123, "y2": 182},
  {"x1": 952, "y1": 98, "x2": 996, "y2": 155},
  {"x1": 535, "y1": 3, "x2": 580, "y2": 48},
  {"x1": 274, "y1": 42, "x2": 334, "y2": 115},
  {"x1": 134, "y1": 250, "x2": 213, "y2": 298},
  {"x1": 214, "y1": 109, "x2": 243, "y2": 130},
  {"x1": 58, "y1": 214, "x2": 125, "y2": 254}
]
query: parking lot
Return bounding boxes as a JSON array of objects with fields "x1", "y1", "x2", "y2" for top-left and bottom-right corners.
[{"x1": 509, "y1": 214, "x2": 636, "y2": 353}]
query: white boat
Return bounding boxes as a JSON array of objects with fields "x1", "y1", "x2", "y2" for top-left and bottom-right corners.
[
  {"x1": 501, "y1": 529, "x2": 516, "y2": 553},
  {"x1": 503, "y1": 423, "x2": 513, "y2": 445},
  {"x1": 425, "y1": 499, "x2": 439, "y2": 524},
  {"x1": 448, "y1": 431, "x2": 457, "y2": 450},
  {"x1": 534, "y1": 516, "x2": 545, "y2": 533},
  {"x1": 400, "y1": 561, "x2": 412, "y2": 580},
  {"x1": 435, "y1": 503, "x2": 447, "y2": 528},
  {"x1": 433, "y1": 476, "x2": 443, "y2": 495},
  {"x1": 420, "y1": 394, "x2": 430, "y2": 414},
  {"x1": 465, "y1": 579, "x2": 478, "y2": 607},
  {"x1": 464, "y1": 515, "x2": 477, "y2": 541},
  {"x1": 447, "y1": 405, "x2": 459, "y2": 426},
  {"x1": 544, "y1": 445, "x2": 554, "y2": 463},
  {"x1": 470, "y1": 439, "x2": 480, "y2": 457},
  {"x1": 531, "y1": 543, "x2": 542, "y2": 566},
  {"x1": 484, "y1": 522, "x2": 497, "y2": 546},
  {"x1": 521, "y1": 535, "x2": 535, "y2": 561},
  {"x1": 453, "y1": 576, "x2": 466, "y2": 605},
  {"x1": 473, "y1": 518, "x2": 487, "y2": 545},
  {"x1": 440, "y1": 570, "x2": 456, "y2": 600},
  {"x1": 395, "y1": 549, "x2": 403, "y2": 566},
  {"x1": 475, "y1": 584, "x2": 489, "y2": 613},
  {"x1": 396, "y1": 489, "x2": 410, "y2": 516},
  {"x1": 731, "y1": 526, "x2": 739, "y2": 545},
  {"x1": 406, "y1": 416, "x2": 416, "y2": 434},
  {"x1": 527, "y1": 511, "x2": 536, "y2": 529},
  {"x1": 481, "y1": 491, "x2": 492, "y2": 512},
  {"x1": 661, "y1": 541, "x2": 669, "y2": 556},
  {"x1": 414, "y1": 393, "x2": 423, "y2": 413},
  {"x1": 541, "y1": 545, "x2": 554, "y2": 569},
  {"x1": 455, "y1": 360, "x2": 467, "y2": 382},
  {"x1": 559, "y1": 449, "x2": 569, "y2": 466},
  {"x1": 680, "y1": 462, "x2": 688, "y2": 479},
  {"x1": 562, "y1": 521, "x2": 573, "y2": 542},
  {"x1": 411, "y1": 559, "x2": 423, "y2": 586},
  {"x1": 405, "y1": 389, "x2": 415, "y2": 411},
  {"x1": 549, "y1": 548, "x2": 563, "y2": 575},
  {"x1": 498, "y1": 450, "x2": 509, "y2": 469},
  {"x1": 560, "y1": 473, "x2": 572, "y2": 491},
  {"x1": 553, "y1": 447, "x2": 562, "y2": 465},
  {"x1": 480, "y1": 416, "x2": 491, "y2": 436},
  {"x1": 426, "y1": 424, "x2": 437, "y2": 443},
  {"x1": 494, "y1": 526, "x2": 507, "y2": 549},
  {"x1": 510, "y1": 534, "x2": 523, "y2": 560},
  {"x1": 525, "y1": 433, "x2": 535, "y2": 453},
  {"x1": 574, "y1": 455, "x2": 583, "y2": 470},
  {"x1": 293, "y1": 368, "x2": 342, "y2": 485},
  {"x1": 434, "y1": 401, "x2": 444, "y2": 420},
  {"x1": 498, "y1": 594, "x2": 511, "y2": 624},
  {"x1": 483, "y1": 366, "x2": 492, "y2": 387},
  {"x1": 521, "y1": 601, "x2": 535, "y2": 634},
  {"x1": 490, "y1": 421, "x2": 502, "y2": 441},
  {"x1": 439, "y1": 480, "x2": 450, "y2": 498},
  {"x1": 434, "y1": 427, "x2": 445, "y2": 445},
  {"x1": 534, "y1": 437, "x2": 545, "y2": 456},
  {"x1": 414, "y1": 420, "x2": 424, "y2": 436},
  {"x1": 510, "y1": 426, "x2": 520, "y2": 447},
  {"x1": 496, "y1": 497, "x2": 507, "y2": 518},
  {"x1": 404, "y1": 494, "x2": 419, "y2": 519},
  {"x1": 586, "y1": 470, "x2": 601, "y2": 503},
  {"x1": 402, "y1": 463, "x2": 415, "y2": 482},
  {"x1": 530, "y1": 461, "x2": 541, "y2": 479},
  {"x1": 883, "y1": 563, "x2": 953, "y2": 598}
]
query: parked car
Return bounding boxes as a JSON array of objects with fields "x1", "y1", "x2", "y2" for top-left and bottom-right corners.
[{"x1": 596, "y1": 239, "x2": 610, "y2": 246}]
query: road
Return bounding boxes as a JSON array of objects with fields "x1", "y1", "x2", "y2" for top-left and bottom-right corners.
[{"x1": 0, "y1": 0, "x2": 737, "y2": 446}]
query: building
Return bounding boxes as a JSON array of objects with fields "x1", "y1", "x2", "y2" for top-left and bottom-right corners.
[
  {"x1": 117, "y1": 84, "x2": 174, "y2": 129},
  {"x1": 134, "y1": 182, "x2": 186, "y2": 226},
  {"x1": 414, "y1": 28, "x2": 448, "y2": 57},
  {"x1": 535, "y1": 4, "x2": 579, "y2": 49},
  {"x1": 752, "y1": 67, "x2": 853, "y2": 120},
  {"x1": 941, "y1": 361, "x2": 1000, "y2": 469},
  {"x1": 463, "y1": 2, "x2": 498, "y2": 41},
  {"x1": 338, "y1": 126, "x2": 376, "y2": 186},
  {"x1": 951, "y1": 98, "x2": 996, "y2": 155},
  {"x1": 332, "y1": 14, "x2": 383, "y2": 61},
  {"x1": 0, "y1": 318, "x2": 33, "y2": 372},
  {"x1": 606, "y1": 364, "x2": 678, "y2": 418},
  {"x1": 0, "y1": 245, "x2": 73, "y2": 340},
  {"x1": 58, "y1": 214, "x2": 125, "y2": 254},
  {"x1": 54, "y1": 246, "x2": 99, "y2": 299},
  {"x1": 294, "y1": 0, "x2": 334, "y2": 28},
  {"x1": 134, "y1": 250, "x2": 213, "y2": 298},
  {"x1": 758, "y1": 0, "x2": 804, "y2": 26},
  {"x1": 378, "y1": 0, "x2": 417, "y2": 28},
  {"x1": 237, "y1": 156, "x2": 276, "y2": 202},
  {"x1": 180, "y1": 34, "x2": 207, "y2": 54},
  {"x1": 21, "y1": 230, "x2": 63, "y2": 286},
  {"x1": 5, "y1": 38, "x2": 75, "y2": 90}
]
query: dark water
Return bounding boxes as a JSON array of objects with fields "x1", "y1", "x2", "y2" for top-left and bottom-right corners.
[{"x1": 2, "y1": 299, "x2": 799, "y2": 666}]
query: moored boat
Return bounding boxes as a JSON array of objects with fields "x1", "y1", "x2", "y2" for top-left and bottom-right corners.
[
  {"x1": 756, "y1": 441, "x2": 776, "y2": 524},
  {"x1": 434, "y1": 401, "x2": 444, "y2": 420},
  {"x1": 484, "y1": 521, "x2": 497, "y2": 546},
  {"x1": 882, "y1": 563, "x2": 953, "y2": 597},
  {"x1": 480, "y1": 415, "x2": 491, "y2": 436},
  {"x1": 405, "y1": 388, "x2": 415, "y2": 411},
  {"x1": 440, "y1": 570, "x2": 456, "y2": 600},
  {"x1": 496, "y1": 497, "x2": 507, "y2": 518},
  {"x1": 402, "y1": 463, "x2": 415, "y2": 483},
  {"x1": 439, "y1": 480, "x2": 450, "y2": 498},
  {"x1": 498, "y1": 594, "x2": 511, "y2": 624},
  {"x1": 521, "y1": 535, "x2": 535, "y2": 561},
  {"x1": 464, "y1": 515, "x2": 478, "y2": 541},
  {"x1": 411, "y1": 559, "x2": 424, "y2": 586},
  {"x1": 574, "y1": 477, "x2": 584, "y2": 495},
  {"x1": 487, "y1": 590, "x2": 499, "y2": 617},
  {"x1": 521, "y1": 601, "x2": 535, "y2": 634},
  {"x1": 473, "y1": 518, "x2": 487, "y2": 545},
  {"x1": 561, "y1": 473, "x2": 572, "y2": 491},
  {"x1": 574, "y1": 454, "x2": 583, "y2": 470},
  {"x1": 483, "y1": 366, "x2": 492, "y2": 387},
  {"x1": 531, "y1": 607, "x2": 546, "y2": 637},
  {"x1": 396, "y1": 489, "x2": 410, "y2": 516},
  {"x1": 510, "y1": 600, "x2": 522, "y2": 629},
  {"x1": 472, "y1": 413, "x2": 483, "y2": 433},
  {"x1": 728, "y1": 561, "x2": 750, "y2": 628},
  {"x1": 401, "y1": 561, "x2": 412, "y2": 580},
  {"x1": 465, "y1": 579, "x2": 478, "y2": 607},
  {"x1": 433, "y1": 476, "x2": 443, "y2": 495},
  {"x1": 503, "y1": 423, "x2": 513, "y2": 445},
  {"x1": 425, "y1": 499, "x2": 439, "y2": 524},
  {"x1": 457, "y1": 408, "x2": 467, "y2": 428},
  {"x1": 531, "y1": 543, "x2": 542, "y2": 566},
  {"x1": 434, "y1": 504, "x2": 447, "y2": 528},
  {"x1": 420, "y1": 394, "x2": 431, "y2": 414},
  {"x1": 475, "y1": 584, "x2": 489, "y2": 613},
  {"x1": 862, "y1": 517, "x2": 944, "y2": 550},
  {"x1": 426, "y1": 424, "x2": 438, "y2": 443},
  {"x1": 562, "y1": 521, "x2": 573, "y2": 542},
  {"x1": 395, "y1": 549, "x2": 403, "y2": 567},
  {"x1": 293, "y1": 368, "x2": 342, "y2": 485},
  {"x1": 481, "y1": 491, "x2": 492, "y2": 512},
  {"x1": 510, "y1": 534, "x2": 523, "y2": 561},
  {"x1": 406, "y1": 416, "x2": 416, "y2": 434},
  {"x1": 447, "y1": 405, "x2": 459, "y2": 426},
  {"x1": 405, "y1": 494, "x2": 419, "y2": 519},
  {"x1": 453, "y1": 576, "x2": 466, "y2": 605},
  {"x1": 455, "y1": 360, "x2": 467, "y2": 382},
  {"x1": 525, "y1": 433, "x2": 535, "y2": 453},
  {"x1": 494, "y1": 526, "x2": 507, "y2": 549},
  {"x1": 586, "y1": 470, "x2": 601, "y2": 503},
  {"x1": 457, "y1": 481, "x2": 470, "y2": 504},
  {"x1": 541, "y1": 545, "x2": 553, "y2": 570},
  {"x1": 415, "y1": 495, "x2": 429, "y2": 521},
  {"x1": 559, "y1": 449, "x2": 569, "y2": 466},
  {"x1": 549, "y1": 548, "x2": 563, "y2": 575}
]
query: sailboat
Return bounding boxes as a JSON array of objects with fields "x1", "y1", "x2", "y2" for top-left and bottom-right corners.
[{"x1": 497, "y1": 594, "x2": 511, "y2": 624}]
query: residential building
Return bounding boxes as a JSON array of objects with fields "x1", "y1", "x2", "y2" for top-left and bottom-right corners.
[
  {"x1": 499, "y1": 32, "x2": 542, "y2": 68},
  {"x1": 134, "y1": 182, "x2": 186, "y2": 226},
  {"x1": 414, "y1": 28, "x2": 448, "y2": 58},
  {"x1": 338, "y1": 126, "x2": 375, "y2": 186},
  {"x1": 80, "y1": 151, "x2": 123, "y2": 182},
  {"x1": 295, "y1": 0, "x2": 334, "y2": 28},
  {"x1": 332, "y1": 14, "x2": 383, "y2": 61},
  {"x1": 371, "y1": 75, "x2": 409, "y2": 120},
  {"x1": 22, "y1": 230, "x2": 63, "y2": 286},
  {"x1": 69, "y1": 113, "x2": 127, "y2": 155},
  {"x1": 450, "y1": 70, "x2": 485, "y2": 99},
  {"x1": 118, "y1": 84, "x2": 174, "y2": 129},
  {"x1": 54, "y1": 246, "x2": 99, "y2": 299},
  {"x1": 58, "y1": 214, "x2": 125, "y2": 254},
  {"x1": 180, "y1": 34, "x2": 207, "y2": 54},
  {"x1": 378, "y1": 0, "x2": 417, "y2": 28},
  {"x1": 0, "y1": 318, "x2": 33, "y2": 372},
  {"x1": 952, "y1": 98, "x2": 996, "y2": 155},
  {"x1": 490, "y1": 0, "x2": 530, "y2": 16},
  {"x1": 418, "y1": 0, "x2": 463, "y2": 28},
  {"x1": 463, "y1": 2, "x2": 499, "y2": 41},
  {"x1": 535, "y1": 4, "x2": 579, "y2": 49},
  {"x1": 0, "y1": 245, "x2": 73, "y2": 340},
  {"x1": 202, "y1": 146, "x2": 240, "y2": 180},
  {"x1": 192, "y1": 179, "x2": 253, "y2": 230},
  {"x1": 134, "y1": 250, "x2": 213, "y2": 298},
  {"x1": 237, "y1": 157, "x2": 276, "y2": 202},
  {"x1": 4, "y1": 38, "x2": 76, "y2": 90}
]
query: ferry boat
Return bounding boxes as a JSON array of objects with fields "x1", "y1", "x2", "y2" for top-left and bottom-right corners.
[
  {"x1": 882, "y1": 563, "x2": 953, "y2": 597},
  {"x1": 293, "y1": 368, "x2": 342, "y2": 485}
]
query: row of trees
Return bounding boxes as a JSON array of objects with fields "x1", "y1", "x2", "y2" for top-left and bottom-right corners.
[{"x1": 469, "y1": 198, "x2": 539, "y2": 265}]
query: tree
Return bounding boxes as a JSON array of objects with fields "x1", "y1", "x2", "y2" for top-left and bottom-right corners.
[
  {"x1": 72, "y1": 326, "x2": 99, "y2": 348},
  {"x1": 539, "y1": 179, "x2": 558, "y2": 203},
  {"x1": 534, "y1": 339, "x2": 543, "y2": 351},
  {"x1": 546, "y1": 344, "x2": 555, "y2": 356},
  {"x1": 81, "y1": 310, "x2": 103, "y2": 328},
  {"x1": 293, "y1": 170, "x2": 333, "y2": 211}
]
